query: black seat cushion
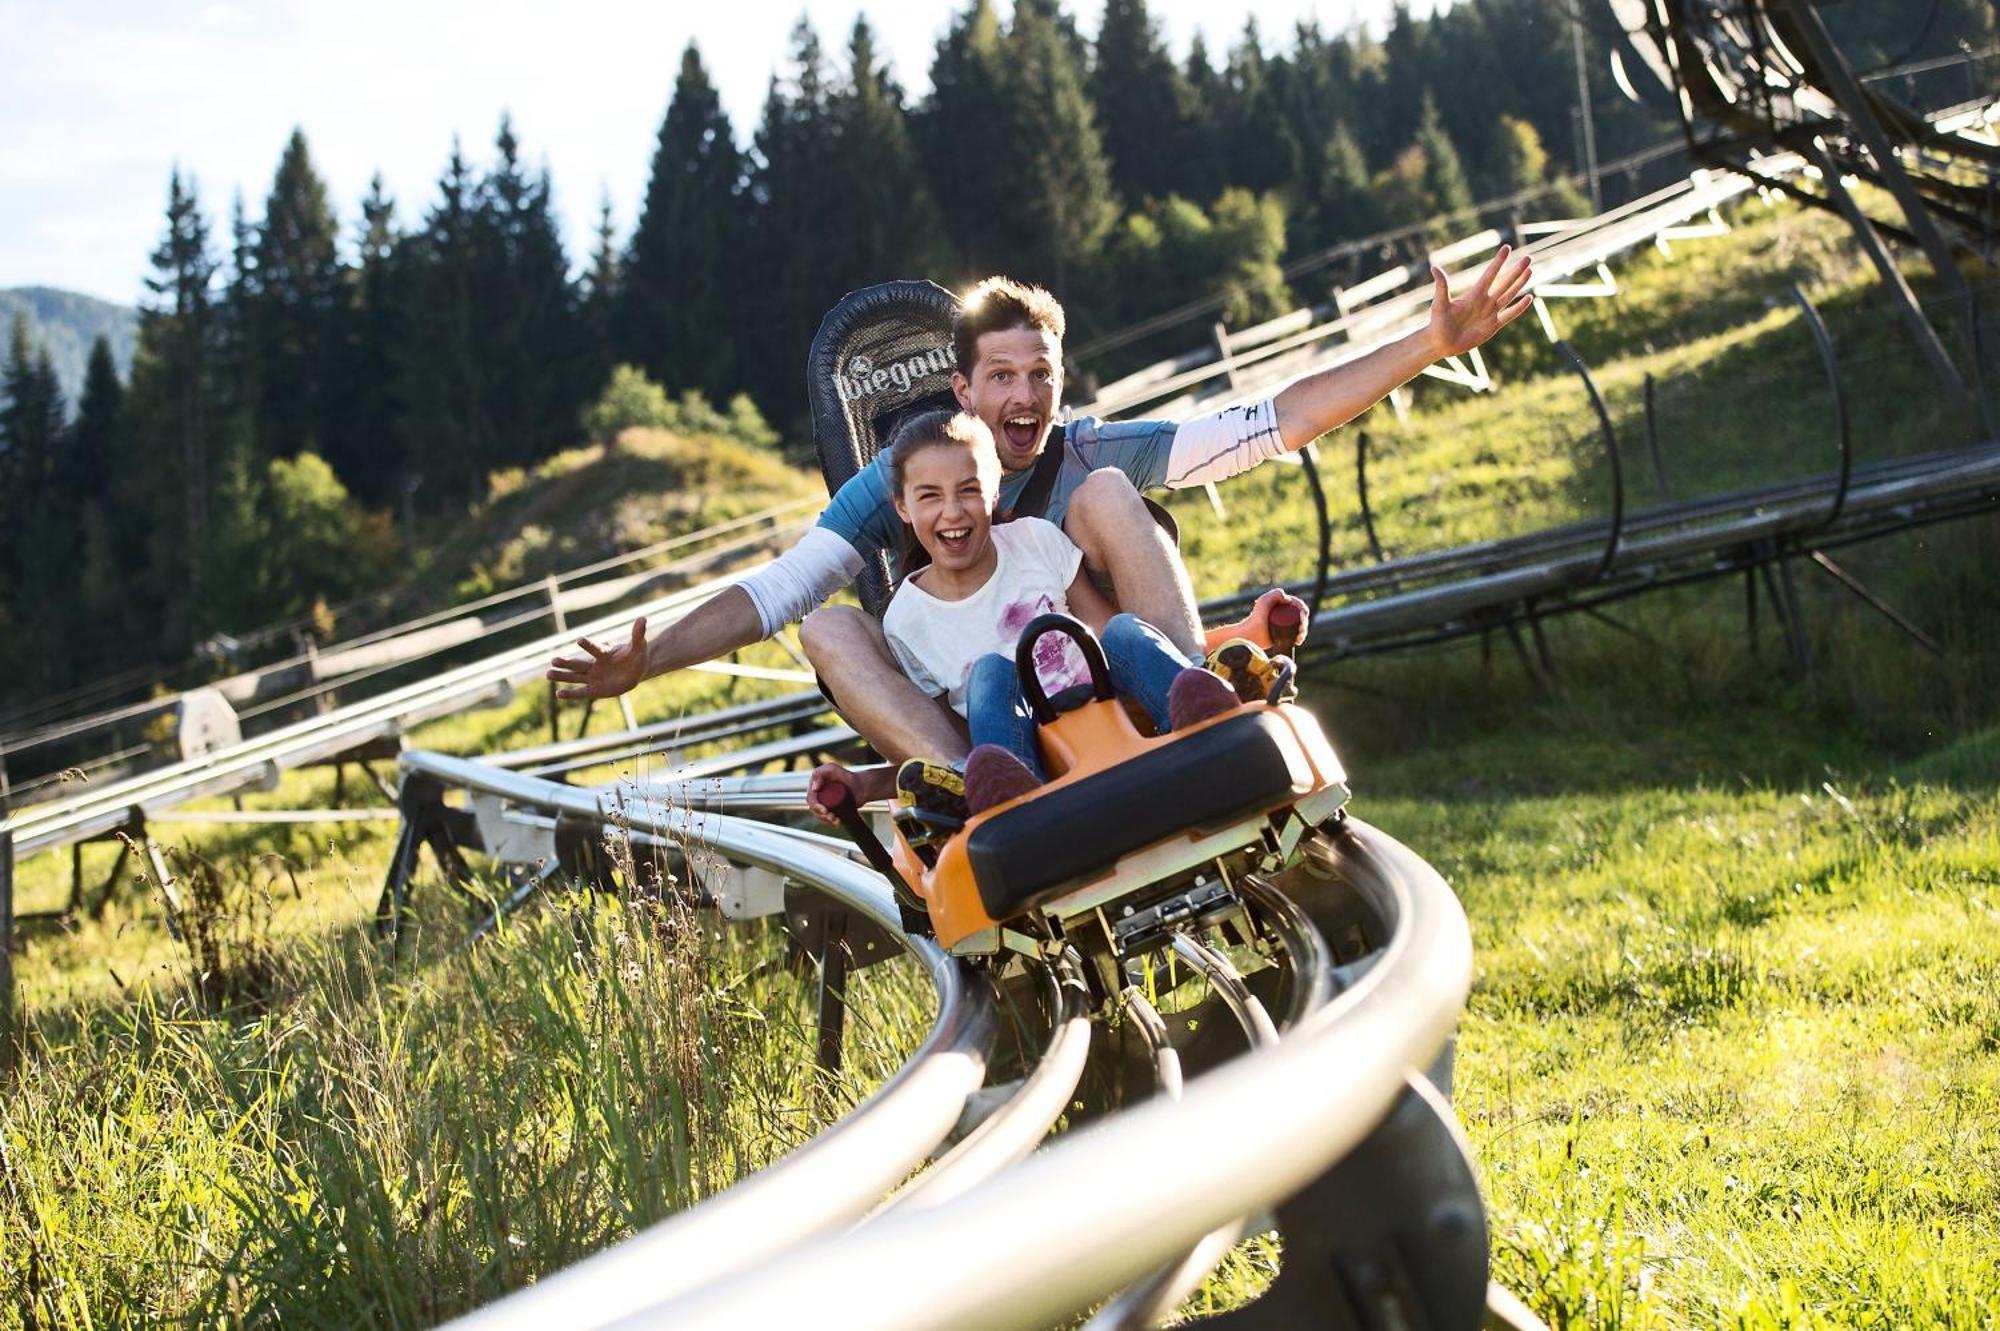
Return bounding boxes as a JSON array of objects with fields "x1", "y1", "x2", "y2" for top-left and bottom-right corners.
[{"x1": 965, "y1": 709, "x2": 1314, "y2": 922}]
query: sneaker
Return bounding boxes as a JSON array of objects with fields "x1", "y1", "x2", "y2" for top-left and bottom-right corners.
[
  {"x1": 964, "y1": 744, "x2": 1043, "y2": 814},
  {"x1": 894, "y1": 757, "x2": 969, "y2": 843},
  {"x1": 1166, "y1": 667, "x2": 1241, "y2": 731},
  {"x1": 1206, "y1": 638, "x2": 1298, "y2": 705}
]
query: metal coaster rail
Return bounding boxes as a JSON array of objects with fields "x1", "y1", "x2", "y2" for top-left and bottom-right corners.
[
  {"x1": 396, "y1": 750, "x2": 1017, "y2": 1331},
  {"x1": 585, "y1": 811, "x2": 1468, "y2": 1331},
  {"x1": 0, "y1": 566, "x2": 803, "y2": 860},
  {"x1": 391, "y1": 747, "x2": 1447, "y2": 1331}
]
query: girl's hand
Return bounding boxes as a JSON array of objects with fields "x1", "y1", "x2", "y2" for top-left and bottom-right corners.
[{"x1": 806, "y1": 762, "x2": 897, "y2": 825}]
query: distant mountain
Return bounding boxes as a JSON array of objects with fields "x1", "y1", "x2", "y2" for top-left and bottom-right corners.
[{"x1": 0, "y1": 286, "x2": 139, "y2": 412}]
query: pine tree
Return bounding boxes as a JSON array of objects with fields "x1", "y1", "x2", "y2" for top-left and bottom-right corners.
[
  {"x1": 744, "y1": 19, "x2": 844, "y2": 421},
  {"x1": 0, "y1": 323, "x2": 73, "y2": 693},
  {"x1": 1091, "y1": 0, "x2": 1194, "y2": 205},
  {"x1": 121, "y1": 168, "x2": 224, "y2": 647},
  {"x1": 1001, "y1": 0, "x2": 1117, "y2": 292},
  {"x1": 1378, "y1": 3, "x2": 1429, "y2": 158},
  {"x1": 324, "y1": 174, "x2": 403, "y2": 502},
  {"x1": 830, "y1": 17, "x2": 952, "y2": 286},
  {"x1": 393, "y1": 140, "x2": 483, "y2": 504},
  {"x1": 918, "y1": 1, "x2": 1012, "y2": 274},
  {"x1": 1305, "y1": 123, "x2": 1379, "y2": 249},
  {"x1": 580, "y1": 191, "x2": 620, "y2": 400},
  {"x1": 1476, "y1": 0, "x2": 1586, "y2": 182},
  {"x1": 476, "y1": 116, "x2": 583, "y2": 466},
  {"x1": 1415, "y1": 93, "x2": 1473, "y2": 227},
  {"x1": 223, "y1": 191, "x2": 261, "y2": 413},
  {"x1": 1, "y1": 315, "x2": 66, "y2": 540},
  {"x1": 66, "y1": 336, "x2": 122, "y2": 505},
  {"x1": 1425, "y1": 3, "x2": 1504, "y2": 195},
  {"x1": 47, "y1": 336, "x2": 128, "y2": 670},
  {"x1": 1177, "y1": 33, "x2": 1226, "y2": 203},
  {"x1": 1220, "y1": 20, "x2": 1302, "y2": 197},
  {"x1": 621, "y1": 42, "x2": 745, "y2": 399},
  {"x1": 252, "y1": 129, "x2": 343, "y2": 459}
]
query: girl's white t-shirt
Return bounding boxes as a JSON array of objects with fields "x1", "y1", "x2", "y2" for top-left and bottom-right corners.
[{"x1": 882, "y1": 518, "x2": 1093, "y2": 717}]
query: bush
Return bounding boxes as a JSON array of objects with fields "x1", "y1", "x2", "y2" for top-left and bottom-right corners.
[{"x1": 583, "y1": 365, "x2": 780, "y2": 451}]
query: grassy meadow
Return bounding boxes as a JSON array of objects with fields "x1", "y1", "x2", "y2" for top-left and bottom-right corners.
[{"x1": 4, "y1": 193, "x2": 1998, "y2": 1327}]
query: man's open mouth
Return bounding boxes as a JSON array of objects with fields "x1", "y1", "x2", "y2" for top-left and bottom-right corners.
[{"x1": 1002, "y1": 414, "x2": 1040, "y2": 453}]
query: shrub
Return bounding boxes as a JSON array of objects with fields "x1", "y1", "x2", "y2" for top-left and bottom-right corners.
[{"x1": 583, "y1": 365, "x2": 780, "y2": 452}]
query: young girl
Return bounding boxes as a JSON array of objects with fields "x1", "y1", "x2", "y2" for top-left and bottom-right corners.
[{"x1": 810, "y1": 407, "x2": 1247, "y2": 827}]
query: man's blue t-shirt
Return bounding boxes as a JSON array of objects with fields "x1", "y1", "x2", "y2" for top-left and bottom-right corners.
[{"x1": 815, "y1": 415, "x2": 1177, "y2": 562}]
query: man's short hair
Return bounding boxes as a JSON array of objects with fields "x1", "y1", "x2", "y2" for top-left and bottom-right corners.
[{"x1": 952, "y1": 277, "x2": 1067, "y2": 377}]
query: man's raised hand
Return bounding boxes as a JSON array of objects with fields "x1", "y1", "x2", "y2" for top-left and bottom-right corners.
[
  {"x1": 547, "y1": 616, "x2": 649, "y2": 702},
  {"x1": 1204, "y1": 587, "x2": 1308, "y2": 656},
  {"x1": 1427, "y1": 244, "x2": 1534, "y2": 360}
]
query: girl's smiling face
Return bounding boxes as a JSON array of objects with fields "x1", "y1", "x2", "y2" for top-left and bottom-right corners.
[{"x1": 892, "y1": 438, "x2": 999, "y2": 580}]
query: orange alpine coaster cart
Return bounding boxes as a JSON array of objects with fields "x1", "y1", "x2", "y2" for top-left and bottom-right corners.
[{"x1": 805, "y1": 281, "x2": 1351, "y2": 1001}]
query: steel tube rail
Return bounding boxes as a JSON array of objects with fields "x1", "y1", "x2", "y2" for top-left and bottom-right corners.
[
  {"x1": 887, "y1": 959, "x2": 1094, "y2": 1214},
  {"x1": 1170, "y1": 933, "x2": 1279, "y2": 1047},
  {"x1": 1088, "y1": 935, "x2": 1284, "y2": 1331},
  {"x1": 1789, "y1": 283, "x2": 1854, "y2": 531},
  {"x1": 1193, "y1": 443, "x2": 2000, "y2": 641},
  {"x1": 618, "y1": 816, "x2": 1470, "y2": 1331},
  {"x1": 1287, "y1": 448, "x2": 2000, "y2": 651},
  {"x1": 1240, "y1": 874, "x2": 1335, "y2": 1027},
  {"x1": 1086, "y1": 161, "x2": 1788, "y2": 425},
  {"x1": 0, "y1": 498, "x2": 816, "y2": 756},
  {"x1": 1119, "y1": 988, "x2": 1183, "y2": 1099},
  {"x1": 490, "y1": 690, "x2": 829, "y2": 771},
  {"x1": 1557, "y1": 341, "x2": 1627, "y2": 586},
  {"x1": 400, "y1": 751, "x2": 998, "y2": 1331},
  {"x1": 1, "y1": 570, "x2": 753, "y2": 858},
  {"x1": 1198, "y1": 442, "x2": 1999, "y2": 624},
  {"x1": 232, "y1": 518, "x2": 811, "y2": 722}
]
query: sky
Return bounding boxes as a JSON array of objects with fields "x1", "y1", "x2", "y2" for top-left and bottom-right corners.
[{"x1": 0, "y1": 0, "x2": 1429, "y2": 306}]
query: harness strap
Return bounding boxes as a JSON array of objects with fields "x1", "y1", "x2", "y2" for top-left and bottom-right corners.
[{"x1": 1002, "y1": 427, "x2": 1069, "y2": 522}]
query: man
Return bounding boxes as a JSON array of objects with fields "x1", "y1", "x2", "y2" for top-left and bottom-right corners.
[{"x1": 549, "y1": 251, "x2": 1533, "y2": 766}]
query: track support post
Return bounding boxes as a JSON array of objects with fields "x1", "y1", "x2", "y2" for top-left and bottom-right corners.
[
  {"x1": 1203, "y1": 1073, "x2": 1489, "y2": 1330},
  {"x1": 1, "y1": 779, "x2": 15, "y2": 1078},
  {"x1": 375, "y1": 772, "x2": 481, "y2": 943},
  {"x1": 816, "y1": 908, "x2": 850, "y2": 1074}
]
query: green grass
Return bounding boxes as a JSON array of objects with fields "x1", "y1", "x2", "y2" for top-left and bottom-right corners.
[
  {"x1": 6, "y1": 192, "x2": 2000, "y2": 1327},
  {"x1": 413, "y1": 426, "x2": 818, "y2": 606},
  {"x1": 1323, "y1": 616, "x2": 2000, "y2": 1326}
]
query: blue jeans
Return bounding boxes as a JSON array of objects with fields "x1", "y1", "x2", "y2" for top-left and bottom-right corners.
[{"x1": 964, "y1": 614, "x2": 1195, "y2": 779}]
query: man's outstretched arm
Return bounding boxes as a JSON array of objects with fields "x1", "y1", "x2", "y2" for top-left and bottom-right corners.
[
  {"x1": 1273, "y1": 244, "x2": 1533, "y2": 450},
  {"x1": 547, "y1": 585, "x2": 767, "y2": 701}
]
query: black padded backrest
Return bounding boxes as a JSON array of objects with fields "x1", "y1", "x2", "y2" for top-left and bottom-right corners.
[{"x1": 806, "y1": 280, "x2": 964, "y2": 618}]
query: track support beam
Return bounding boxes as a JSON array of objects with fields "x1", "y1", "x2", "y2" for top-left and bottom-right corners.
[
  {"x1": 1804, "y1": 144, "x2": 1971, "y2": 405},
  {"x1": 1, "y1": 764, "x2": 15, "y2": 1078},
  {"x1": 1202, "y1": 1073, "x2": 1489, "y2": 1330},
  {"x1": 1808, "y1": 550, "x2": 1945, "y2": 657},
  {"x1": 375, "y1": 773, "x2": 480, "y2": 943},
  {"x1": 1776, "y1": 1, "x2": 1975, "y2": 307},
  {"x1": 817, "y1": 909, "x2": 850, "y2": 1074}
]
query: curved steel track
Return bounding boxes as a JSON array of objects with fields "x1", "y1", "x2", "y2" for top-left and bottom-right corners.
[{"x1": 400, "y1": 748, "x2": 1472, "y2": 1330}]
